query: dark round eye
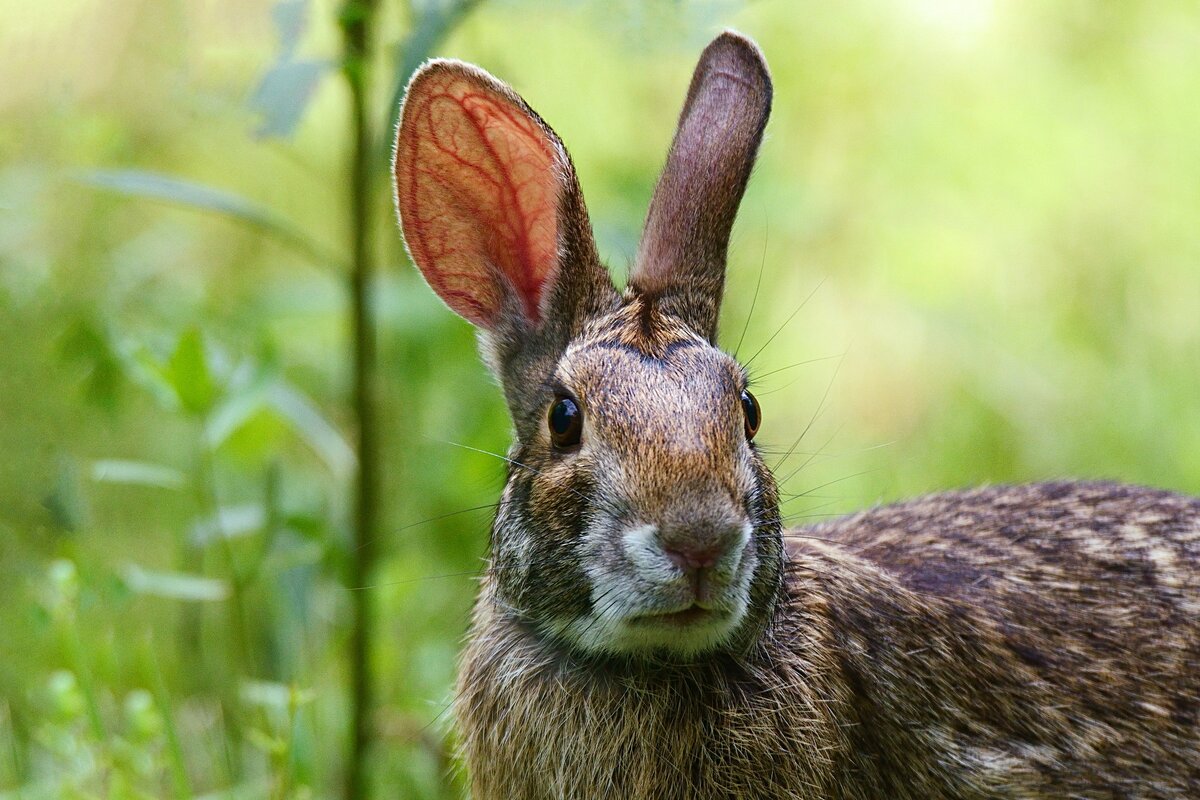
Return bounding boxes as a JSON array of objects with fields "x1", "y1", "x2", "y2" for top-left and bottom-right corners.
[
  {"x1": 741, "y1": 390, "x2": 761, "y2": 440},
  {"x1": 548, "y1": 396, "x2": 583, "y2": 448}
]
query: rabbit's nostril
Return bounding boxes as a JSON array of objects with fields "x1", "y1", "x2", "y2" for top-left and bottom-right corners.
[
  {"x1": 663, "y1": 544, "x2": 722, "y2": 572},
  {"x1": 657, "y1": 521, "x2": 748, "y2": 577}
]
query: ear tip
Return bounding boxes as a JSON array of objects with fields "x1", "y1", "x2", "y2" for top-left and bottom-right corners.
[
  {"x1": 399, "y1": 58, "x2": 536, "y2": 145},
  {"x1": 712, "y1": 29, "x2": 762, "y2": 51},
  {"x1": 396, "y1": 57, "x2": 517, "y2": 150},
  {"x1": 704, "y1": 29, "x2": 772, "y2": 90},
  {"x1": 406, "y1": 58, "x2": 494, "y2": 92}
]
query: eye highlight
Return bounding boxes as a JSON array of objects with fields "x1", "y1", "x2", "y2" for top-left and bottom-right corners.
[
  {"x1": 741, "y1": 390, "x2": 761, "y2": 439},
  {"x1": 548, "y1": 396, "x2": 583, "y2": 448}
]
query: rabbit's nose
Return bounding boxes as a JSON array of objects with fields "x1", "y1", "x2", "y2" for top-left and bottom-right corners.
[
  {"x1": 657, "y1": 523, "x2": 749, "y2": 596},
  {"x1": 662, "y1": 541, "x2": 724, "y2": 571}
]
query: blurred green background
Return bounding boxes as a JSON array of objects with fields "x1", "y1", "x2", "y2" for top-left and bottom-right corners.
[{"x1": 2, "y1": 0, "x2": 1198, "y2": 797}]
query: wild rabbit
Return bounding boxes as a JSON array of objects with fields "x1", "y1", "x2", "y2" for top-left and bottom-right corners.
[{"x1": 392, "y1": 30, "x2": 1200, "y2": 800}]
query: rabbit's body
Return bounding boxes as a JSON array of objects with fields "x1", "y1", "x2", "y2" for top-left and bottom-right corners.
[
  {"x1": 459, "y1": 481, "x2": 1200, "y2": 799},
  {"x1": 391, "y1": 31, "x2": 1199, "y2": 800}
]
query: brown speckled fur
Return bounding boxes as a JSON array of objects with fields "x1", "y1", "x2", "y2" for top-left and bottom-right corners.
[
  {"x1": 458, "y1": 374, "x2": 1200, "y2": 800},
  {"x1": 393, "y1": 31, "x2": 1200, "y2": 800}
]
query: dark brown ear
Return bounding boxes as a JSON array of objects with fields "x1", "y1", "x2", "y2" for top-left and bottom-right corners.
[
  {"x1": 393, "y1": 59, "x2": 611, "y2": 335},
  {"x1": 629, "y1": 31, "x2": 772, "y2": 342}
]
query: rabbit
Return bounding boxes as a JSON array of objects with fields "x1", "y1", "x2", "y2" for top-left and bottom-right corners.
[{"x1": 391, "y1": 30, "x2": 1200, "y2": 800}]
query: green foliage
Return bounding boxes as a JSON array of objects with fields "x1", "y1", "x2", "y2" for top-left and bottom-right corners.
[
  {"x1": 80, "y1": 171, "x2": 345, "y2": 270},
  {"x1": 2, "y1": 0, "x2": 1199, "y2": 798}
]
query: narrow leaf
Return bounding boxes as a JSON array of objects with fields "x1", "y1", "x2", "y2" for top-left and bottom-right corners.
[
  {"x1": 91, "y1": 459, "x2": 185, "y2": 490},
  {"x1": 251, "y1": 59, "x2": 330, "y2": 139},
  {"x1": 191, "y1": 504, "x2": 267, "y2": 546},
  {"x1": 123, "y1": 565, "x2": 229, "y2": 602},
  {"x1": 267, "y1": 382, "x2": 355, "y2": 478},
  {"x1": 80, "y1": 170, "x2": 344, "y2": 269}
]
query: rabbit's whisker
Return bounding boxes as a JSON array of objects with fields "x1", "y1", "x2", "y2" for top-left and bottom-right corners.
[
  {"x1": 781, "y1": 469, "x2": 883, "y2": 501},
  {"x1": 742, "y1": 277, "x2": 825, "y2": 370},
  {"x1": 769, "y1": 357, "x2": 845, "y2": 473},
  {"x1": 732, "y1": 219, "x2": 769, "y2": 360},
  {"x1": 435, "y1": 439, "x2": 591, "y2": 503},
  {"x1": 749, "y1": 353, "x2": 844, "y2": 384}
]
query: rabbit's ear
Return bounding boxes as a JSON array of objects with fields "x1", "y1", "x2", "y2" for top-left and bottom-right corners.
[
  {"x1": 630, "y1": 31, "x2": 772, "y2": 342},
  {"x1": 394, "y1": 60, "x2": 611, "y2": 336}
]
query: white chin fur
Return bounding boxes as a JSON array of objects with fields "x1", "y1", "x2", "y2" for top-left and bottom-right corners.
[{"x1": 546, "y1": 521, "x2": 757, "y2": 657}]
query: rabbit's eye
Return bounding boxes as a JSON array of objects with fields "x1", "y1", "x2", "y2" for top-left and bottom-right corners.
[
  {"x1": 741, "y1": 390, "x2": 761, "y2": 439},
  {"x1": 548, "y1": 396, "x2": 583, "y2": 448}
]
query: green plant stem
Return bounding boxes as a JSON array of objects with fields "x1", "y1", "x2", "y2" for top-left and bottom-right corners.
[
  {"x1": 1, "y1": 702, "x2": 26, "y2": 793},
  {"x1": 57, "y1": 607, "x2": 105, "y2": 743},
  {"x1": 341, "y1": 0, "x2": 380, "y2": 798},
  {"x1": 142, "y1": 635, "x2": 192, "y2": 800},
  {"x1": 195, "y1": 437, "x2": 248, "y2": 782}
]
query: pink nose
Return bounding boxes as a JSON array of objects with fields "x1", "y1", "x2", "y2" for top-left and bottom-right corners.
[
  {"x1": 662, "y1": 543, "x2": 723, "y2": 572},
  {"x1": 658, "y1": 531, "x2": 743, "y2": 604},
  {"x1": 652, "y1": 522, "x2": 744, "y2": 578}
]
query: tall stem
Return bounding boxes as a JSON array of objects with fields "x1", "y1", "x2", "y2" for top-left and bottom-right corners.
[
  {"x1": 196, "y1": 434, "x2": 247, "y2": 781},
  {"x1": 341, "y1": 0, "x2": 380, "y2": 797}
]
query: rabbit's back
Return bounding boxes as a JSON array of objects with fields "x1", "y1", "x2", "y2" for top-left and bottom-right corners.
[{"x1": 788, "y1": 481, "x2": 1200, "y2": 797}]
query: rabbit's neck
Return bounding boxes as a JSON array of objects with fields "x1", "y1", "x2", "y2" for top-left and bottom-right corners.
[
  {"x1": 453, "y1": 556, "x2": 877, "y2": 799},
  {"x1": 454, "y1": 546, "x2": 1024, "y2": 799}
]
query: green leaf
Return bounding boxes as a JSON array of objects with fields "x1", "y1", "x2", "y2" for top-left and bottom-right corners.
[
  {"x1": 79, "y1": 170, "x2": 345, "y2": 269},
  {"x1": 166, "y1": 329, "x2": 218, "y2": 416},
  {"x1": 43, "y1": 457, "x2": 88, "y2": 533},
  {"x1": 123, "y1": 565, "x2": 229, "y2": 602},
  {"x1": 263, "y1": 537, "x2": 324, "y2": 572},
  {"x1": 245, "y1": 726, "x2": 288, "y2": 756},
  {"x1": 251, "y1": 59, "x2": 330, "y2": 139},
  {"x1": 190, "y1": 504, "x2": 266, "y2": 546},
  {"x1": 91, "y1": 459, "x2": 186, "y2": 490},
  {"x1": 117, "y1": 341, "x2": 182, "y2": 411},
  {"x1": 205, "y1": 376, "x2": 271, "y2": 450},
  {"x1": 59, "y1": 319, "x2": 125, "y2": 411},
  {"x1": 267, "y1": 382, "x2": 355, "y2": 478},
  {"x1": 241, "y1": 679, "x2": 315, "y2": 710}
]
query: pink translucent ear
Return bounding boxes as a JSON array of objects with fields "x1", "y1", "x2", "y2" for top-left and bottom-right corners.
[{"x1": 393, "y1": 61, "x2": 565, "y2": 329}]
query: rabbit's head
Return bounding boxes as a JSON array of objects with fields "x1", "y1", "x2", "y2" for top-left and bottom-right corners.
[{"x1": 393, "y1": 32, "x2": 780, "y2": 658}]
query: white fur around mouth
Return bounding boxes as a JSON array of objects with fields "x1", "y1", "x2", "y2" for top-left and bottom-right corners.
[{"x1": 545, "y1": 519, "x2": 758, "y2": 656}]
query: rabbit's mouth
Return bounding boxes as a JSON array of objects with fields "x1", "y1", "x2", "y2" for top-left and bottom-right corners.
[
  {"x1": 629, "y1": 604, "x2": 727, "y2": 628},
  {"x1": 540, "y1": 517, "x2": 760, "y2": 656}
]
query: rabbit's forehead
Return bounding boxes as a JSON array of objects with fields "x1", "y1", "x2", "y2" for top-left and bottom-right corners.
[{"x1": 558, "y1": 338, "x2": 744, "y2": 444}]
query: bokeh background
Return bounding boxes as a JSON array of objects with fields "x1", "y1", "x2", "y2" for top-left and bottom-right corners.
[{"x1": 3, "y1": 0, "x2": 1199, "y2": 797}]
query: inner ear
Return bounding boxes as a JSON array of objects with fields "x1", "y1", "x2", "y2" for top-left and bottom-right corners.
[
  {"x1": 393, "y1": 58, "x2": 620, "y2": 425},
  {"x1": 394, "y1": 60, "x2": 576, "y2": 330}
]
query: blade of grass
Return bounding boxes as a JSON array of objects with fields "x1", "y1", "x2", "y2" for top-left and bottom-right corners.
[
  {"x1": 78, "y1": 170, "x2": 347, "y2": 270},
  {"x1": 142, "y1": 634, "x2": 193, "y2": 800}
]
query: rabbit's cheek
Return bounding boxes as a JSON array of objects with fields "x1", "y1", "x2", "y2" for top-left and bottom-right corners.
[{"x1": 490, "y1": 466, "x2": 599, "y2": 625}]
